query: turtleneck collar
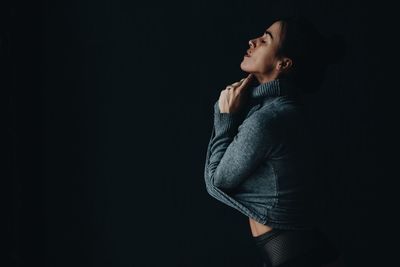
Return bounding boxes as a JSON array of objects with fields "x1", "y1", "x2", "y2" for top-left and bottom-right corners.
[{"x1": 249, "y1": 78, "x2": 299, "y2": 100}]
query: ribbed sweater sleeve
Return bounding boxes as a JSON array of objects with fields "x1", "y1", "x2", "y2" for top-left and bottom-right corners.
[
  {"x1": 205, "y1": 100, "x2": 278, "y2": 192},
  {"x1": 213, "y1": 100, "x2": 243, "y2": 136}
]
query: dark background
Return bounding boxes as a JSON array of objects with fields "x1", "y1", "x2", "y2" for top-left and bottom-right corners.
[{"x1": 3, "y1": 0, "x2": 398, "y2": 266}]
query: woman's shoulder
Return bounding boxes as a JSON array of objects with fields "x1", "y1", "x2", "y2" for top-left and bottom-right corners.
[
  {"x1": 256, "y1": 95, "x2": 304, "y2": 119},
  {"x1": 239, "y1": 97, "x2": 299, "y2": 132}
]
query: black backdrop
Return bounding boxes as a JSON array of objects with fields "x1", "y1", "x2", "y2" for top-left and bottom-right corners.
[{"x1": 3, "y1": 0, "x2": 399, "y2": 266}]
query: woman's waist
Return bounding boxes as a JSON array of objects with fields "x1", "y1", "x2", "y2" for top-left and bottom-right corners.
[{"x1": 249, "y1": 217, "x2": 274, "y2": 237}]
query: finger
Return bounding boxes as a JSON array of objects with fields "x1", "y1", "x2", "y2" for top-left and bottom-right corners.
[
  {"x1": 236, "y1": 74, "x2": 254, "y2": 91},
  {"x1": 229, "y1": 78, "x2": 246, "y2": 89},
  {"x1": 231, "y1": 82, "x2": 241, "y2": 87},
  {"x1": 236, "y1": 74, "x2": 253, "y2": 86},
  {"x1": 244, "y1": 73, "x2": 254, "y2": 84}
]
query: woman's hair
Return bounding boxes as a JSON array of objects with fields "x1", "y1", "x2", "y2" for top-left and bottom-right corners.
[{"x1": 271, "y1": 16, "x2": 346, "y2": 94}]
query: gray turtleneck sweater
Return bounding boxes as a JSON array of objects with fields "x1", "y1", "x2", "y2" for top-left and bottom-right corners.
[{"x1": 204, "y1": 78, "x2": 319, "y2": 230}]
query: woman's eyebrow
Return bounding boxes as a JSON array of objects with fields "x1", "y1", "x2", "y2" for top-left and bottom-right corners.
[{"x1": 264, "y1": 30, "x2": 273, "y2": 39}]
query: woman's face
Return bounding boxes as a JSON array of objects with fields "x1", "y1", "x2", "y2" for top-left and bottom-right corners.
[{"x1": 240, "y1": 21, "x2": 285, "y2": 83}]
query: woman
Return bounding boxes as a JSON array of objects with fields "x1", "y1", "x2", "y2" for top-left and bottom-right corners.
[{"x1": 204, "y1": 16, "x2": 344, "y2": 266}]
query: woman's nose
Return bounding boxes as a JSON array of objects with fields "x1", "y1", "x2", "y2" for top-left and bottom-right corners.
[{"x1": 248, "y1": 39, "x2": 255, "y2": 47}]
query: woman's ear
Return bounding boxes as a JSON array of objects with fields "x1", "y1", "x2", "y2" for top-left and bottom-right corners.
[{"x1": 276, "y1": 57, "x2": 293, "y2": 72}]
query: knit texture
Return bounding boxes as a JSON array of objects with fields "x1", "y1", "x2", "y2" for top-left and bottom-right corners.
[
  {"x1": 207, "y1": 78, "x2": 298, "y2": 191},
  {"x1": 204, "y1": 77, "x2": 318, "y2": 230}
]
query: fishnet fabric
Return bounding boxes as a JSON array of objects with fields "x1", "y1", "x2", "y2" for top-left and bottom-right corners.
[{"x1": 254, "y1": 228, "x2": 340, "y2": 267}]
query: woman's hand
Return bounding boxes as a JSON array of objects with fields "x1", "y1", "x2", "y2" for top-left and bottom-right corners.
[{"x1": 218, "y1": 73, "x2": 254, "y2": 114}]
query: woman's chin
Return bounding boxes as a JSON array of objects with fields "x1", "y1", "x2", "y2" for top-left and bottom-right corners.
[{"x1": 240, "y1": 62, "x2": 252, "y2": 72}]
